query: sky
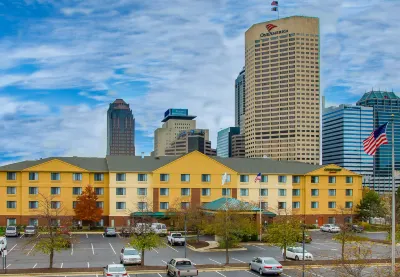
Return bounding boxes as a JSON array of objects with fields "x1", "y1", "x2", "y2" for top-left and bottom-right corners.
[{"x1": 0, "y1": 0, "x2": 399, "y2": 165}]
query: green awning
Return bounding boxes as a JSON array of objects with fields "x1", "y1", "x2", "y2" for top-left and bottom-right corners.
[{"x1": 132, "y1": 212, "x2": 175, "y2": 218}]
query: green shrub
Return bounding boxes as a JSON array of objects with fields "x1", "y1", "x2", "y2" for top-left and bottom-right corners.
[
  {"x1": 0, "y1": 226, "x2": 5, "y2": 236},
  {"x1": 218, "y1": 236, "x2": 241, "y2": 248}
]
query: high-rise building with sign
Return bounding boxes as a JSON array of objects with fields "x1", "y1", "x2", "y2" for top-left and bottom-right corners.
[
  {"x1": 107, "y1": 99, "x2": 135, "y2": 156},
  {"x1": 235, "y1": 67, "x2": 246, "y2": 133},
  {"x1": 244, "y1": 16, "x2": 320, "y2": 164},
  {"x1": 153, "y1": 109, "x2": 197, "y2": 156}
]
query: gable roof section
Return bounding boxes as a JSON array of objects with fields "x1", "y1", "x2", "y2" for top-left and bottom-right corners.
[
  {"x1": 305, "y1": 163, "x2": 361, "y2": 176},
  {"x1": 212, "y1": 157, "x2": 322, "y2": 174},
  {"x1": 106, "y1": 155, "x2": 179, "y2": 172},
  {"x1": 0, "y1": 157, "x2": 108, "y2": 172}
]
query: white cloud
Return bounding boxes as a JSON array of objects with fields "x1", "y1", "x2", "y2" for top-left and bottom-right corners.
[{"x1": 60, "y1": 8, "x2": 93, "y2": 16}]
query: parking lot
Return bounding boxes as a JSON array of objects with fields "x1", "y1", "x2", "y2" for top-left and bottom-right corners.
[{"x1": 2, "y1": 230, "x2": 399, "y2": 270}]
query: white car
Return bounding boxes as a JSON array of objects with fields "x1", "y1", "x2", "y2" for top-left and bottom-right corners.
[
  {"x1": 0, "y1": 237, "x2": 7, "y2": 252},
  {"x1": 103, "y1": 264, "x2": 127, "y2": 277},
  {"x1": 320, "y1": 224, "x2": 341, "y2": 233},
  {"x1": 120, "y1": 247, "x2": 141, "y2": 265},
  {"x1": 249, "y1": 257, "x2": 283, "y2": 275},
  {"x1": 283, "y1": 247, "x2": 314, "y2": 261}
]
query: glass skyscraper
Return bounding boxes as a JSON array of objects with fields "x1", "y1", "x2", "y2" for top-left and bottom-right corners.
[
  {"x1": 235, "y1": 67, "x2": 245, "y2": 133},
  {"x1": 217, "y1": 127, "x2": 241, "y2": 157},
  {"x1": 323, "y1": 105, "x2": 373, "y2": 177},
  {"x1": 357, "y1": 90, "x2": 400, "y2": 192}
]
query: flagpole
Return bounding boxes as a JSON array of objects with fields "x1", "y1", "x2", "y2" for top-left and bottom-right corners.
[
  {"x1": 391, "y1": 114, "x2": 396, "y2": 276},
  {"x1": 259, "y1": 179, "x2": 262, "y2": 242}
]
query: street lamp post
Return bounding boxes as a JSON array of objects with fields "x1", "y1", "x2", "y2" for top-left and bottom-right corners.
[{"x1": 301, "y1": 223, "x2": 306, "y2": 277}]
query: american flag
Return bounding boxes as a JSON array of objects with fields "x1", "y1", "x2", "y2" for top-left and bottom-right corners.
[
  {"x1": 271, "y1": 1, "x2": 278, "y2": 6},
  {"x1": 266, "y1": 23, "x2": 277, "y2": 31},
  {"x1": 363, "y1": 122, "x2": 389, "y2": 155},
  {"x1": 254, "y1": 173, "x2": 262, "y2": 182}
]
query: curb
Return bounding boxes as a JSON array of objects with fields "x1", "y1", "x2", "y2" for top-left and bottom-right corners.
[{"x1": 187, "y1": 244, "x2": 247, "y2": 252}]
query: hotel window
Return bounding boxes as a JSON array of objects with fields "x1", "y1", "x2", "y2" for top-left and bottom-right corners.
[
  {"x1": 96, "y1": 201, "x2": 104, "y2": 209},
  {"x1": 260, "y1": 189, "x2": 268, "y2": 196},
  {"x1": 311, "y1": 189, "x2": 319, "y2": 196},
  {"x1": 160, "y1": 202, "x2": 169, "y2": 210},
  {"x1": 73, "y1": 173, "x2": 82, "y2": 181},
  {"x1": 261, "y1": 202, "x2": 268, "y2": 210},
  {"x1": 346, "y1": 189, "x2": 353, "y2": 196},
  {"x1": 72, "y1": 201, "x2": 77, "y2": 209},
  {"x1": 29, "y1": 172, "x2": 39, "y2": 181},
  {"x1": 240, "y1": 175, "x2": 249, "y2": 182},
  {"x1": 51, "y1": 187, "x2": 61, "y2": 195},
  {"x1": 29, "y1": 218, "x2": 38, "y2": 226},
  {"x1": 345, "y1": 201, "x2": 353, "y2": 209},
  {"x1": 181, "y1": 188, "x2": 190, "y2": 196},
  {"x1": 51, "y1": 173, "x2": 60, "y2": 181},
  {"x1": 29, "y1": 187, "x2": 38, "y2": 195},
  {"x1": 240, "y1": 189, "x2": 249, "y2": 196},
  {"x1": 7, "y1": 218, "x2": 16, "y2": 226},
  {"x1": 261, "y1": 175, "x2": 268, "y2": 182},
  {"x1": 29, "y1": 201, "x2": 39, "y2": 209},
  {"x1": 51, "y1": 201, "x2": 60, "y2": 209},
  {"x1": 181, "y1": 174, "x2": 190, "y2": 182},
  {"x1": 328, "y1": 217, "x2": 335, "y2": 224},
  {"x1": 6, "y1": 201, "x2": 16, "y2": 209},
  {"x1": 202, "y1": 174, "x2": 211, "y2": 182},
  {"x1": 7, "y1": 172, "x2": 16, "y2": 180},
  {"x1": 137, "y1": 188, "x2": 147, "y2": 196},
  {"x1": 160, "y1": 188, "x2": 169, "y2": 196},
  {"x1": 292, "y1": 176, "x2": 300, "y2": 183},
  {"x1": 329, "y1": 176, "x2": 336, "y2": 184},
  {"x1": 311, "y1": 201, "x2": 319, "y2": 209},
  {"x1": 116, "y1": 202, "x2": 126, "y2": 210},
  {"x1": 94, "y1": 173, "x2": 104, "y2": 181},
  {"x1": 137, "y1": 202, "x2": 147, "y2": 210},
  {"x1": 328, "y1": 201, "x2": 336, "y2": 209},
  {"x1": 311, "y1": 176, "x2": 319, "y2": 183},
  {"x1": 138, "y1": 174, "x2": 147, "y2": 182},
  {"x1": 292, "y1": 202, "x2": 300, "y2": 209},
  {"x1": 278, "y1": 176, "x2": 287, "y2": 183},
  {"x1": 116, "y1": 188, "x2": 126, "y2": 196},
  {"x1": 346, "y1": 176, "x2": 353, "y2": 184},
  {"x1": 328, "y1": 189, "x2": 336, "y2": 196},
  {"x1": 72, "y1": 187, "x2": 82, "y2": 195},
  {"x1": 181, "y1": 202, "x2": 190, "y2": 210},
  {"x1": 116, "y1": 173, "x2": 126, "y2": 181},
  {"x1": 222, "y1": 174, "x2": 231, "y2": 182},
  {"x1": 160, "y1": 174, "x2": 169, "y2": 182},
  {"x1": 292, "y1": 189, "x2": 300, "y2": 196},
  {"x1": 278, "y1": 202, "x2": 286, "y2": 209},
  {"x1": 51, "y1": 219, "x2": 61, "y2": 227},
  {"x1": 95, "y1": 188, "x2": 104, "y2": 195},
  {"x1": 202, "y1": 188, "x2": 211, "y2": 196},
  {"x1": 222, "y1": 188, "x2": 231, "y2": 196},
  {"x1": 7, "y1": 187, "x2": 16, "y2": 195},
  {"x1": 278, "y1": 189, "x2": 287, "y2": 196}
]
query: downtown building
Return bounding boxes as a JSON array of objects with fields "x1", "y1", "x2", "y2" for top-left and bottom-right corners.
[
  {"x1": 356, "y1": 90, "x2": 400, "y2": 193},
  {"x1": 216, "y1": 127, "x2": 243, "y2": 157},
  {"x1": 164, "y1": 129, "x2": 216, "y2": 156},
  {"x1": 235, "y1": 67, "x2": 246, "y2": 133},
  {"x1": 107, "y1": 99, "x2": 135, "y2": 156},
  {"x1": 244, "y1": 16, "x2": 320, "y2": 164},
  {"x1": 322, "y1": 105, "x2": 374, "y2": 178}
]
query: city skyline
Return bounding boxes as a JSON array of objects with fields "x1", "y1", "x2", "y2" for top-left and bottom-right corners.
[{"x1": 1, "y1": 0, "x2": 400, "y2": 165}]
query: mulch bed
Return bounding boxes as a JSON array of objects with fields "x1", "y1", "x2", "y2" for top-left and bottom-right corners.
[{"x1": 188, "y1": 241, "x2": 210, "y2": 248}]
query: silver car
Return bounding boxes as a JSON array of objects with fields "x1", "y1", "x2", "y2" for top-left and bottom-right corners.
[
  {"x1": 5, "y1": 226, "x2": 20, "y2": 237},
  {"x1": 24, "y1": 225, "x2": 38, "y2": 237},
  {"x1": 103, "y1": 264, "x2": 127, "y2": 277},
  {"x1": 120, "y1": 247, "x2": 141, "y2": 265},
  {"x1": 249, "y1": 257, "x2": 283, "y2": 276}
]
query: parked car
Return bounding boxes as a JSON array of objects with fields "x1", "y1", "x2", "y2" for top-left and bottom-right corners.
[
  {"x1": 166, "y1": 258, "x2": 198, "y2": 277},
  {"x1": 249, "y1": 257, "x2": 283, "y2": 275},
  {"x1": 320, "y1": 224, "x2": 341, "y2": 233},
  {"x1": 134, "y1": 223, "x2": 152, "y2": 234},
  {"x1": 0, "y1": 237, "x2": 7, "y2": 252},
  {"x1": 104, "y1": 227, "x2": 117, "y2": 237},
  {"x1": 24, "y1": 225, "x2": 38, "y2": 237},
  {"x1": 284, "y1": 247, "x2": 314, "y2": 261},
  {"x1": 5, "y1": 226, "x2": 20, "y2": 237},
  {"x1": 151, "y1": 223, "x2": 167, "y2": 236},
  {"x1": 167, "y1": 232, "x2": 185, "y2": 246},
  {"x1": 297, "y1": 233, "x2": 312, "y2": 243},
  {"x1": 120, "y1": 247, "x2": 141, "y2": 265},
  {"x1": 351, "y1": 224, "x2": 364, "y2": 233},
  {"x1": 120, "y1": 227, "x2": 133, "y2": 238},
  {"x1": 103, "y1": 264, "x2": 128, "y2": 277}
]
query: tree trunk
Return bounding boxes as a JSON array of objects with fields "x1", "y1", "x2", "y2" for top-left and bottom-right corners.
[
  {"x1": 225, "y1": 237, "x2": 229, "y2": 264},
  {"x1": 196, "y1": 229, "x2": 200, "y2": 243},
  {"x1": 283, "y1": 245, "x2": 286, "y2": 261},
  {"x1": 141, "y1": 249, "x2": 145, "y2": 266},
  {"x1": 341, "y1": 237, "x2": 345, "y2": 261},
  {"x1": 49, "y1": 249, "x2": 54, "y2": 269}
]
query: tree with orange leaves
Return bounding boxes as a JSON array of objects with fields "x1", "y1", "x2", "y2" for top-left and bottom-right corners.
[{"x1": 74, "y1": 185, "x2": 103, "y2": 229}]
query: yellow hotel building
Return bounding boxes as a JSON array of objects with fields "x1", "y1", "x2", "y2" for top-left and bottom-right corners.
[{"x1": 0, "y1": 151, "x2": 362, "y2": 227}]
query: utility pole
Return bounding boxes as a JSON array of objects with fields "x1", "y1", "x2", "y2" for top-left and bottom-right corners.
[
  {"x1": 391, "y1": 114, "x2": 396, "y2": 276},
  {"x1": 184, "y1": 213, "x2": 187, "y2": 259}
]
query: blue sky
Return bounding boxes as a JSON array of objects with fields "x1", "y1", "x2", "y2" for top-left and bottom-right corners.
[{"x1": 0, "y1": 0, "x2": 399, "y2": 165}]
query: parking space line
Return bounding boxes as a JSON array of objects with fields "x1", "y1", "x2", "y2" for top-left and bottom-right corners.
[
  {"x1": 282, "y1": 273, "x2": 293, "y2": 277},
  {"x1": 33, "y1": 263, "x2": 37, "y2": 268},
  {"x1": 19, "y1": 234, "x2": 24, "y2": 239},
  {"x1": 71, "y1": 243, "x2": 74, "y2": 255},
  {"x1": 162, "y1": 260, "x2": 167, "y2": 264},
  {"x1": 157, "y1": 274, "x2": 162, "y2": 277},
  {"x1": 27, "y1": 243, "x2": 36, "y2": 255},
  {"x1": 102, "y1": 234, "x2": 104, "y2": 238},
  {"x1": 6, "y1": 264, "x2": 11, "y2": 269},
  {"x1": 91, "y1": 243, "x2": 95, "y2": 255},
  {"x1": 246, "y1": 270, "x2": 260, "y2": 277},
  {"x1": 86, "y1": 233, "x2": 88, "y2": 239},
  {"x1": 209, "y1": 258, "x2": 222, "y2": 265},
  {"x1": 232, "y1": 257, "x2": 246, "y2": 263},
  {"x1": 8, "y1": 244, "x2": 17, "y2": 253},
  {"x1": 215, "y1": 271, "x2": 226, "y2": 277},
  {"x1": 60, "y1": 263, "x2": 63, "y2": 268},
  {"x1": 252, "y1": 245, "x2": 266, "y2": 250},
  {"x1": 87, "y1": 262, "x2": 90, "y2": 268},
  {"x1": 109, "y1": 243, "x2": 117, "y2": 255},
  {"x1": 152, "y1": 247, "x2": 159, "y2": 253},
  {"x1": 164, "y1": 242, "x2": 179, "y2": 252}
]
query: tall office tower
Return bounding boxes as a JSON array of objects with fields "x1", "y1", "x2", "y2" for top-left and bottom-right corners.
[
  {"x1": 357, "y1": 90, "x2": 400, "y2": 193},
  {"x1": 235, "y1": 67, "x2": 246, "y2": 133},
  {"x1": 322, "y1": 105, "x2": 373, "y2": 178},
  {"x1": 217, "y1": 127, "x2": 241, "y2": 157},
  {"x1": 164, "y1": 129, "x2": 216, "y2": 156},
  {"x1": 231, "y1": 134, "x2": 245, "y2": 157},
  {"x1": 153, "y1": 109, "x2": 196, "y2": 156},
  {"x1": 107, "y1": 99, "x2": 135, "y2": 156},
  {"x1": 244, "y1": 16, "x2": 320, "y2": 164}
]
